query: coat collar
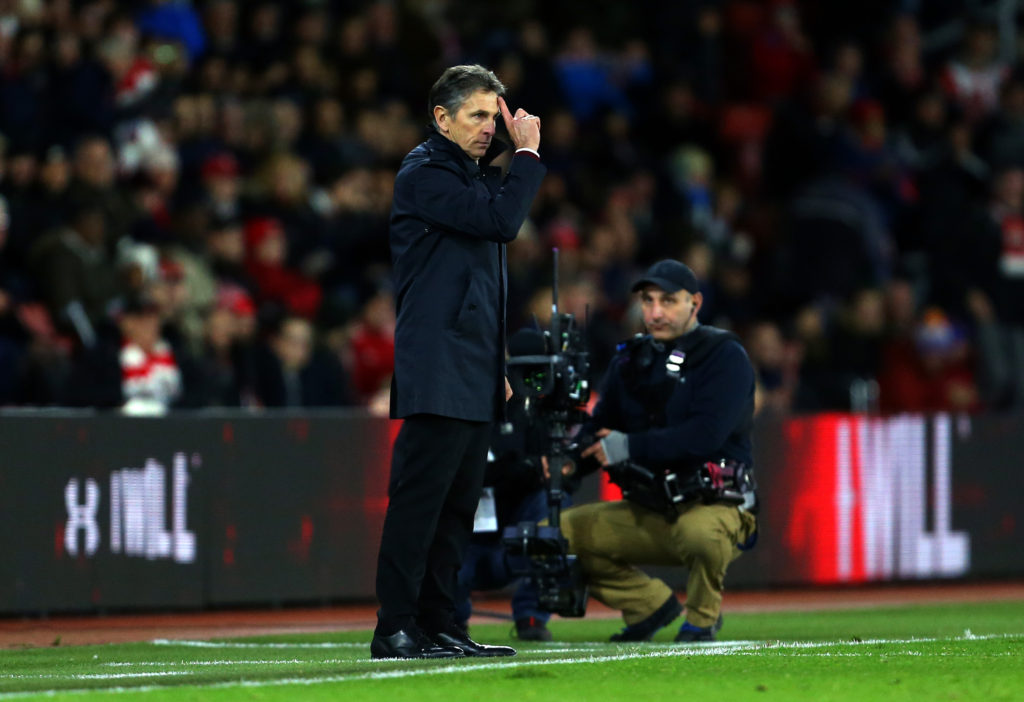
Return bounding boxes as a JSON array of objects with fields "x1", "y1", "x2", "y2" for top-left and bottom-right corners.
[{"x1": 425, "y1": 128, "x2": 510, "y2": 170}]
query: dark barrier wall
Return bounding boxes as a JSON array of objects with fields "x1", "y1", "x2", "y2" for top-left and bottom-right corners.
[
  {"x1": 1, "y1": 411, "x2": 1021, "y2": 614},
  {"x1": 0, "y1": 412, "x2": 396, "y2": 614}
]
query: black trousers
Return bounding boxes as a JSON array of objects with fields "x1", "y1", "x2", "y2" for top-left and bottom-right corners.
[{"x1": 374, "y1": 414, "x2": 491, "y2": 635}]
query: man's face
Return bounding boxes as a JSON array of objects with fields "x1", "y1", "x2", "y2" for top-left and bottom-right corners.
[
  {"x1": 75, "y1": 139, "x2": 114, "y2": 187},
  {"x1": 273, "y1": 318, "x2": 313, "y2": 371},
  {"x1": 639, "y1": 285, "x2": 701, "y2": 341},
  {"x1": 120, "y1": 311, "x2": 161, "y2": 352},
  {"x1": 435, "y1": 89, "x2": 499, "y2": 161}
]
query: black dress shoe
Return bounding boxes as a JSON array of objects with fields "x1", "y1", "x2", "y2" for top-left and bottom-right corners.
[
  {"x1": 430, "y1": 628, "x2": 516, "y2": 657},
  {"x1": 370, "y1": 629, "x2": 465, "y2": 659}
]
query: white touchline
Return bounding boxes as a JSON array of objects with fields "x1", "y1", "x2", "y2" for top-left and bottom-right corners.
[
  {"x1": 0, "y1": 673, "x2": 189, "y2": 681},
  {"x1": 103, "y1": 660, "x2": 346, "y2": 667},
  {"x1": 0, "y1": 633, "x2": 1017, "y2": 700},
  {"x1": 150, "y1": 639, "x2": 368, "y2": 649}
]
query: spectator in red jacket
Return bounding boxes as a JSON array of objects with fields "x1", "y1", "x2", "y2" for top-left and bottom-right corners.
[
  {"x1": 879, "y1": 307, "x2": 980, "y2": 413},
  {"x1": 348, "y1": 285, "x2": 395, "y2": 405},
  {"x1": 243, "y1": 217, "x2": 321, "y2": 319}
]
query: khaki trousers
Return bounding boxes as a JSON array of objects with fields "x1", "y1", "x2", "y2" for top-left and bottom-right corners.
[{"x1": 560, "y1": 500, "x2": 756, "y2": 628}]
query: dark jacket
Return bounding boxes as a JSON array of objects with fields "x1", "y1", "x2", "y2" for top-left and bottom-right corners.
[
  {"x1": 251, "y1": 343, "x2": 353, "y2": 408},
  {"x1": 389, "y1": 131, "x2": 546, "y2": 421},
  {"x1": 587, "y1": 325, "x2": 755, "y2": 475}
]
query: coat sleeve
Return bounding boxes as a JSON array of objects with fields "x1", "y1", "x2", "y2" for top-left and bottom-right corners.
[
  {"x1": 626, "y1": 341, "x2": 754, "y2": 464},
  {"x1": 411, "y1": 154, "x2": 546, "y2": 242}
]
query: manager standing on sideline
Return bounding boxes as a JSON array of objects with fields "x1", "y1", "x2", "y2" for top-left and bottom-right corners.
[{"x1": 371, "y1": 65, "x2": 546, "y2": 660}]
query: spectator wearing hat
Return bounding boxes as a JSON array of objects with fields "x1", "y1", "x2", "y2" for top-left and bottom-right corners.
[
  {"x1": 66, "y1": 291, "x2": 183, "y2": 414},
  {"x1": 243, "y1": 216, "x2": 322, "y2": 319},
  {"x1": 201, "y1": 152, "x2": 242, "y2": 221},
  {"x1": 149, "y1": 255, "x2": 204, "y2": 353},
  {"x1": 188, "y1": 288, "x2": 257, "y2": 409}
]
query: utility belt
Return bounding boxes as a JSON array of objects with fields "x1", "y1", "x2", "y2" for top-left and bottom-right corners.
[{"x1": 605, "y1": 459, "x2": 758, "y2": 521}]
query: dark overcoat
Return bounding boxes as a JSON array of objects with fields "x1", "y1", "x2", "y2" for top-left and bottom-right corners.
[{"x1": 389, "y1": 132, "x2": 546, "y2": 421}]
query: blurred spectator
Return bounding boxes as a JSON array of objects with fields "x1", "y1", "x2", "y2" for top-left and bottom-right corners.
[
  {"x1": 164, "y1": 204, "x2": 218, "y2": 353},
  {"x1": 876, "y1": 14, "x2": 927, "y2": 128},
  {"x1": 706, "y1": 236, "x2": 757, "y2": 330},
  {"x1": 978, "y1": 75, "x2": 1024, "y2": 170},
  {"x1": 149, "y1": 256, "x2": 199, "y2": 351},
  {"x1": 893, "y1": 90, "x2": 948, "y2": 175},
  {"x1": 28, "y1": 200, "x2": 120, "y2": 342},
  {"x1": 835, "y1": 99, "x2": 913, "y2": 222},
  {"x1": 554, "y1": 27, "x2": 632, "y2": 124},
  {"x1": 0, "y1": 27, "x2": 48, "y2": 149},
  {"x1": 965, "y1": 166, "x2": 1024, "y2": 409},
  {"x1": 347, "y1": 286, "x2": 395, "y2": 405},
  {"x1": 97, "y1": 31, "x2": 158, "y2": 121},
  {"x1": 254, "y1": 151, "x2": 329, "y2": 273},
  {"x1": 762, "y1": 73, "x2": 851, "y2": 200},
  {"x1": 0, "y1": 192, "x2": 26, "y2": 402},
  {"x1": 199, "y1": 152, "x2": 242, "y2": 221},
  {"x1": 791, "y1": 302, "x2": 834, "y2": 412},
  {"x1": 0, "y1": 0, "x2": 1022, "y2": 415},
  {"x1": 243, "y1": 216, "x2": 321, "y2": 320},
  {"x1": 744, "y1": 319, "x2": 798, "y2": 415},
  {"x1": 879, "y1": 307, "x2": 980, "y2": 413},
  {"x1": 66, "y1": 292, "x2": 182, "y2": 414},
  {"x1": 202, "y1": 0, "x2": 239, "y2": 58},
  {"x1": 189, "y1": 296, "x2": 251, "y2": 408},
  {"x1": 297, "y1": 96, "x2": 372, "y2": 186},
  {"x1": 135, "y1": 0, "x2": 205, "y2": 64},
  {"x1": 940, "y1": 17, "x2": 1010, "y2": 124},
  {"x1": 833, "y1": 287, "x2": 887, "y2": 411},
  {"x1": 666, "y1": 145, "x2": 715, "y2": 234},
  {"x1": 251, "y1": 314, "x2": 352, "y2": 408},
  {"x1": 66, "y1": 135, "x2": 134, "y2": 243},
  {"x1": 206, "y1": 215, "x2": 253, "y2": 292},
  {"x1": 748, "y1": 1, "x2": 816, "y2": 103}
]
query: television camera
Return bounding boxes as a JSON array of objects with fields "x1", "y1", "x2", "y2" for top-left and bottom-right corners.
[{"x1": 502, "y1": 249, "x2": 591, "y2": 617}]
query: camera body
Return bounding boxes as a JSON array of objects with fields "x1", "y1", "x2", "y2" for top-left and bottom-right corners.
[
  {"x1": 502, "y1": 283, "x2": 592, "y2": 616},
  {"x1": 503, "y1": 522, "x2": 588, "y2": 616}
]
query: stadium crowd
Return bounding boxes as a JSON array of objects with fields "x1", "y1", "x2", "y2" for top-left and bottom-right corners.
[{"x1": 1, "y1": 0, "x2": 1023, "y2": 415}]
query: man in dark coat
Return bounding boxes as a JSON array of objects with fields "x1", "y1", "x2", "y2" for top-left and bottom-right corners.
[{"x1": 371, "y1": 65, "x2": 546, "y2": 660}]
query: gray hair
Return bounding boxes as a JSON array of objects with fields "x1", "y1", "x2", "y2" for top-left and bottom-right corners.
[{"x1": 428, "y1": 65, "x2": 505, "y2": 123}]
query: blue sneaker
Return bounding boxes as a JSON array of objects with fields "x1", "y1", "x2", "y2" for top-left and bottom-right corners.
[
  {"x1": 610, "y1": 595, "x2": 683, "y2": 642},
  {"x1": 674, "y1": 613, "x2": 723, "y2": 642}
]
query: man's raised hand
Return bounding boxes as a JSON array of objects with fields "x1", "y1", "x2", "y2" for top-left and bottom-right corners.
[{"x1": 498, "y1": 96, "x2": 541, "y2": 152}]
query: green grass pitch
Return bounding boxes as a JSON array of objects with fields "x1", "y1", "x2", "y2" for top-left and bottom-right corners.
[{"x1": 1, "y1": 600, "x2": 1021, "y2": 701}]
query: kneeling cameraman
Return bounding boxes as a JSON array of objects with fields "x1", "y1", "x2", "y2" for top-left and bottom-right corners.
[{"x1": 559, "y1": 260, "x2": 757, "y2": 643}]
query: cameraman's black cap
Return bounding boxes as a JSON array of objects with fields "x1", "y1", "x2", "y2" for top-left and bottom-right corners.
[{"x1": 631, "y1": 259, "x2": 699, "y2": 294}]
